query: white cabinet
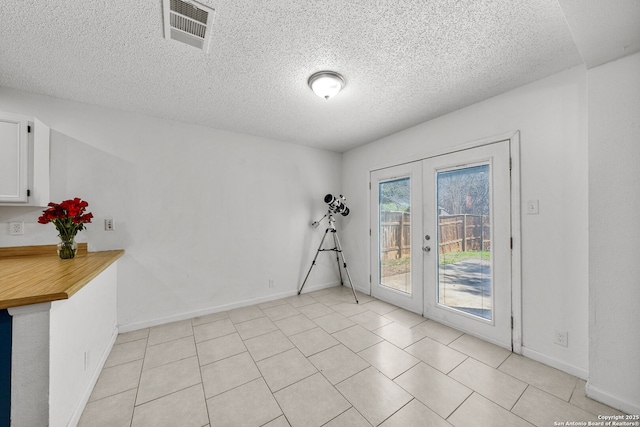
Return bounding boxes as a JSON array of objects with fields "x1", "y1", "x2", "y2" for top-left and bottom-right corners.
[{"x1": 0, "y1": 112, "x2": 50, "y2": 206}]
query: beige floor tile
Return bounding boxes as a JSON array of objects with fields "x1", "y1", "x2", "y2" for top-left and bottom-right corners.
[
  {"x1": 290, "y1": 327, "x2": 340, "y2": 357},
  {"x1": 373, "y1": 322, "x2": 425, "y2": 349},
  {"x1": 308, "y1": 344, "x2": 370, "y2": 385},
  {"x1": 395, "y1": 363, "x2": 472, "y2": 418},
  {"x1": 354, "y1": 291, "x2": 375, "y2": 304},
  {"x1": 274, "y1": 373, "x2": 351, "y2": 427},
  {"x1": 104, "y1": 338, "x2": 147, "y2": 368},
  {"x1": 147, "y1": 320, "x2": 193, "y2": 346},
  {"x1": 448, "y1": 334, "x2": 511, "y2": 368},
  {"x1": 234, "y1": 316, "x2": 278, "y2": 340},
  {"x1": 228, "y1": 305, "x2": 265, "y2": 324},
  {"x1": 89, "y1": 359, "x2": 143, "y2": 402},
  {"x1": 324, "y1": 407, "x2": 372, "y2": 427},
  {"x1": 196, "y1": 332, "x2": 246, "y2": 366},
  {"x1": 384, "y1": 309, "x2": 425, "y2": 328},
  {"x1": 192, "y1": 318, "x2": 236, "y2": 343},
  {"x1": 245, "y1": 330, "x2": 295, "y2": 361},
  {"x1": 84, "y1": 294, "x2": 614, "y2": 427},
  {"x1": 313, "y1": 312, "x2": 356, "y2": 333},
  {"x1": 512, "y1": 386, "x2": 599, "y2": 426},
  {"x1": 311, "y1": 293, "x2": 346, "y2": 306},
  {"x1": 207, "y1": 378, "x2": 282, "y2": 427},
  {"x1": 275, "y1": 314, "x2": 318, "y2": 336},
  {"x1": 283, "y1": 294, "x2": 317, "y2": 308},
  {"x1": 305, "y1": 287, "x2": 336, "y2": 297},
  {"x1": 336, "y1": 367, "x2": 412, "y2": 426},
  {"x1": 379, "y1": 399, "x2": 451, "y2": 427},
  {"x1": 332, "y1": 301, "x2": 369, "y2": 317},
  {"x1": 405, "y1": 337, "x2": 468, "y2": 373},
  {"x1": 570, "y1": 380, "x2": 626, "y2": 416},
  {"x1": 263, "y1": 303, "x2": 301, "y2": 321},
  {"x1": 448, "y1": 393, "x2": 534, "y2": 427},
  {"x1": 333, "y1": 325, "x2": 383, "y2": 352},
  {"x1": 296, "y1": 302, "x2": 335, "y2": 319},
  {"x1": 136, "y1": 356, "x2": 201, "y2": 405},
  {"x1": 78, "y1": 389, "x2": 136, "y2": 427},
  {"x1": 411, "y1": 320, "x2": 464, "y2": 345},
  {"x1": 362, "y1": 299, "x2": 398, "y2": 315},
  {"x1": 257, "y1": 348, "x2": 317, "y2": 392},
  {"x1": 499, "y1": 354, "x2": 578, "y2": 401},
  {"x1": 131, "y1": 384, "x2": 208, "y2": 427},
  {"x1": 201, "y1": 351, "x2": 261, "y2": 398},
  {"x1": 143, "y1": 335, "x2": 196, "y2": 370},
  {"x1": 449, "y1": 358, "x2": 527, "y2": 410},
  {"x1": 115, "y1": 328, "x2": 149, "y2": 345},
  {"x1": 263, "y1": 415, "x2": 292, "y2": 427},
  {"x1": 350, "y1": 310, "x2": 394, "y2": 331},
  {"x1": 190, "y1": 311, "x2": 228, "y2": 326},
  {"x1": 358, "y1": 341, "x2": 420, "y2": 379},
  {"x1": 259, "y1": 299, "x2": 290, "y2": 310}
]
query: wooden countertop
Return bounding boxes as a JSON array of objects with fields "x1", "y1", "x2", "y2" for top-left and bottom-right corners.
[{"x1": 0, "y1": 244, "x2": 124, "y2": 309}]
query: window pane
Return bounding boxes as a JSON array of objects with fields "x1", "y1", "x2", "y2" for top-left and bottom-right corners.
[
  {"x1": 379, "y1": 178, "x2": 411, "y2": 294},
  {"x1": 437, "y1": 164, "x2": 492, "y2": 320}
]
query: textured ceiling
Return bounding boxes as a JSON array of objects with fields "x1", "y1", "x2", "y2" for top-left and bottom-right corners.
[{"x1": 0, "y1": 1, "x2": 635, "y2": 152}]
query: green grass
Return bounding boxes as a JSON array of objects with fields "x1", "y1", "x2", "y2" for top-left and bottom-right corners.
[
  {"x1": 439, "y1": 250, "x2": 490, "y2": 265},
  {"x1": 381, "y1": 250, "x2": 490, "y2": 269}
]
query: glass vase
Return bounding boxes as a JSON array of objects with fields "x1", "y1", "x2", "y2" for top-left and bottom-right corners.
[{"x1": 57, "y1": 237, "x2": 78, "y2": 259}]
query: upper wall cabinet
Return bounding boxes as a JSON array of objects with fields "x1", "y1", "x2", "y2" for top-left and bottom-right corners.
[{"x1": 0, "y1": 112, "x2": 50, "y2": 206}]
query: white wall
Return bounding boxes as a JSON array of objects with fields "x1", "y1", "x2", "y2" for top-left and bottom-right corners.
[
  {"x1": 0, "y1": 87, "x2": 343, "y2": 330},
  {"x1": 342, "y1": 66, "x2": 590, "y2": 377},
  {"x1": 49, "y1": 263, "x2": 118, "y2": 427},
  {"x1": 587, "y1": 52, "x2": 640, "y2": 414}
]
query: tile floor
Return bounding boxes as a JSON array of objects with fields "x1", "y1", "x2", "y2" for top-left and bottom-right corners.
[{"x1": 78, "y1": 286, "x2": 624, "y2": 427}]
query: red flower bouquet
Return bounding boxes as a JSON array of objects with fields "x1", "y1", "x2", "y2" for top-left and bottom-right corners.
[{"x1": 38, "y1": 198, "x2": 93, "y2": 259}]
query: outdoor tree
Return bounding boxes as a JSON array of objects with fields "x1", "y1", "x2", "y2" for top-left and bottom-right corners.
[{"x1": 437, "y1": 165, "x2": 489, "y2": 216}]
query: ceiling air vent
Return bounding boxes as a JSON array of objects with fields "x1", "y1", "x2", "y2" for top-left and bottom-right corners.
[{"x1": 163, "y1": 0, "x2": 215, "y2": 52}]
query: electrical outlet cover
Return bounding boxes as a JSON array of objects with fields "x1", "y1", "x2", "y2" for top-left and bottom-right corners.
[
  {"x1": 9, "y1": 221, "x2": 24, "y2": 235},
  {"x1": 554, "y1": 330, "x2": 568, "y2": 347}
]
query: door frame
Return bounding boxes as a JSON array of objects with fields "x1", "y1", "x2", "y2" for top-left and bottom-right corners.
[{"x1": 368, "y1": 131, "x2": 522, "y2": 353}]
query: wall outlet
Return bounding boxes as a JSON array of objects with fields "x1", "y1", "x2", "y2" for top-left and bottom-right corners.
[
  {"x1": 9, "y1": 221, "x2": 24, "y2": 235},
  {"x1": 526, "y1": 199, "x2": 539, "y2": 215},
  {"x1": 268, "y1": 279, "x2": 275, "y2": 288},
  {"x1": 104, "y1": 218, "x2": 114, "y2": 231},
  {"x1": 554, "y1": 330, "x2": 568, "y2": 347}
]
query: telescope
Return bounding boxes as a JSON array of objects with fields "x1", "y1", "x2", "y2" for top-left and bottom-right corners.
[
  {"x1": 324, "y1": 194, "x2": 350, "y2": 216},
  {"x1": 300, "y1": 193, "x2": 358, "y2": 303}
]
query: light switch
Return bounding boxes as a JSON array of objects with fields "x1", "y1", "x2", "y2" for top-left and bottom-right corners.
[{"x1": 526, "y1": 200, "x2": 539, "y2": 215}]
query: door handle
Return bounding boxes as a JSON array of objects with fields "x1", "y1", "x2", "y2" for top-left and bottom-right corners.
[{"x1": 422, "y1": 246, "x2": 431, "y2": 252}]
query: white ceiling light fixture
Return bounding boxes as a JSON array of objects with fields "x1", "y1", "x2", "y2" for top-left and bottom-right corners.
[{"x1": 308, "y1": 71, "x2": 346, "y2": 100}]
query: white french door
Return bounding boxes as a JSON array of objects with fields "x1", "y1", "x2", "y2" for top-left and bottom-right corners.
[
  {"x1": 423, "y1": 141, "x2": 512, "y2": 348},
  {"x1": 370, "y1": 162, "x2": 423, "y2": 314},
  {"x1": 371, "y1": 140, "x2": 513, "y2": 349}
]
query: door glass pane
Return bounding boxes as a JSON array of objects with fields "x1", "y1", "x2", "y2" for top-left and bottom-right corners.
[
  {"x1": 436, "y1": 164, "x2": 492, "y2": 320},
  {"x1": 379, "y1": 178, "x2": 411, "y2": 294}
]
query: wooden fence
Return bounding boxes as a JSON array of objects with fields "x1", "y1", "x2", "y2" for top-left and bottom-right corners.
[
  {"x1": 380, "y1": 212, "x2": 490, "y2": 260},
  {"x1": 380, "y1": 211, "x2": 411, "y2": 261},
  {"x1": 438, "y1": 214, "x2": 490, "y2": 254}
]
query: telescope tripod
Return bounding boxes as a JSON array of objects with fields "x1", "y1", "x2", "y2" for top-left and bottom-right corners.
[{"x1": 299, "y1": 215, "x2": 359, "y2": 304}]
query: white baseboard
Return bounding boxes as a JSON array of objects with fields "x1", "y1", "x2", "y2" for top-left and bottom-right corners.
[
  {"x1": 118, "y1": 282, "x2": 341, "y2": 333},
  {"x1": 585, "y1": 382, "x2": 640, "y2": 415},
  {"x1": 67, "y1": 327, "x2": 118, "y2": 427},
  {"x1": 521, "y1": 346, "x2": 588, "y2": 380}
]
